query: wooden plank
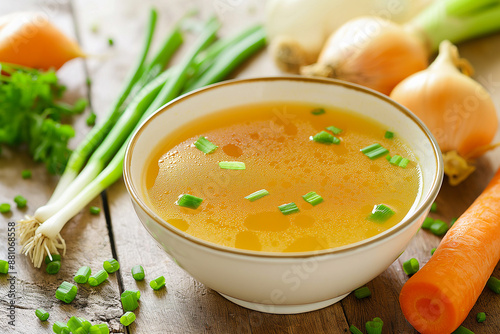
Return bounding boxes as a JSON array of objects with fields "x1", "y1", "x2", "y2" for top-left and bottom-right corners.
[{"x1": 0, "y1": 1, "x2": 123, "y2": 332}]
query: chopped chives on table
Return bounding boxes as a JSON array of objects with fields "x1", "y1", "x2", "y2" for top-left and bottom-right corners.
[
  {"x1": 311, "y1": 108, "x2": 325, "y2": 115},
  {"x1": 365, "y1": 317, "x2": 383, "y2": 334},
  {"x1": 79, "y1": 317, "x2": 92, "y2": 332},
  {"x1": 422, "y1": 217, "x2": 434, "y2": 229},
  {"x1": 430, "y1": 219, "x2": 448, "y2": 236},
  {"x1": 67, "y1": 316, "x2": 87, "y2": 333},
  {"x1": 431, "y1": 247, "x2": 437, "y2": 255},
  {"x1": 389, "y1": 155, "x2": 402, "y2": 165},
  {"x1": 53, "y1": 321, "x2": 71, "y2": 334},
  {"x1": 46, "y1": 261, "x2": 61, "y2": 275},
  {"x1": 219, "y1": 161, "x2": 246, "y2": 170},
  {"x1": 452, "y1": 326, "x2": 475, "y2": 334},
  {"x1": 385, "y1": 154, "x2": 392, "y2": 161},
  {"x1": 74, "y1": 266, "x2": 92, "y2": 284},
  {"x1": 88, "y1": 269, "x2": 109, "y2": 287},
  {"x1": 360, "y1": 143, "x2": 389, "y2": 159},
  {"x1": 349, "y1": 325, "x2": 363, "y2": 334},
  {"x1": 14, "y1": 195, "x2": 27, "y2": 208},
  {"x1": 121, "y1": 290, "x2": 141, "y2": 312},
  {"x1": 311, "y1": 131, "x2": 340, "y2": 144},
  {"x1": 194, "y1": 136, "x2": 218, "y2": 154},
  {"x1": 385, "y1": 131, "x2": 394, "y2": 139},
  {"x1": 86, "y1": 112, "x2": 97, "y2": 126},
  {"x1": 486, "y1": 276, "x2": 500, "y2": 294},
  {"x1": 21, "y1": 169, "x2": 32, "y2": 179},
  {"x1": 131, "y1": 265, "x2": 145, "y2": 281},
  {"x1": 120, "y1": 311, "x2": 136, "y2": 326},
  {"x1": 403, "y1": 258, "x2": 420, "y2": 275},
  {"x1": 103, "y1": 258, "x2": 120, "y2": 273},
  {"x1": 35, "y1": 308, "x2": 49, "y2": 321},
  {"x1": 367, "y1": 204, "x2": 395, "y2": 223},
  {"x1": 0, "y1": 203, "x2": 11, "y2": 213},
  {"x1": 90, "y1": 206, "x2": 101, "y2": 215},
  {"x1": 326, "y1": 125, "x2": 342, "y2": 134},
  {"x1": 399, "y1": 158, "x2": 410, "y2": 168},
  {"x1": 55, "y1": 281, "x2": 78, "y2": 303},
  {"x1": 245, "y1": 189, "x2": 269, "y2": 202},
  {"x1": 89, "y1": 323, "x2": 110, "y2": 334},
  {"x1": 45, "y1": 254, "x2": 62, "y2": 264},
  {"x1": 278, "y1": 202, "x2": 300, "y2": 215},
  {"x1": 476, "y1": 312, "x2": 486, "y2": 323},
  {"x1": 302, "y1": 191, "x2": 323, "y2": 206},
  {"x1": 176, "y1": 194, "x2": 203, "y2": 209},
  {"x1": 150, "y1": 275, "x2": 166, "y2": 290},
  {"x1": 430, "y1": 202, "x2": 438, "y2": 212},
  {"x1": 0, "y1": 260, "x2": 9, "y2": 274},
  {"x1": 354, "y1": 286, "x2": 371, "y2": 299}
]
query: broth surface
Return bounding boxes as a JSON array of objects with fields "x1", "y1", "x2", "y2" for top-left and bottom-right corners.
[{"x1": 145, "y1": 102, "x2": 421, "y2": 252}]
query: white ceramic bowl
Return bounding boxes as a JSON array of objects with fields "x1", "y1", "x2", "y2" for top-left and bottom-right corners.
[{"x1": 124, "y1": 77, "x2": 443, "y2": 314}]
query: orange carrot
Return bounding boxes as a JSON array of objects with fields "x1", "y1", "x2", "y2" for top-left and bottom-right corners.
[
  {"x1": 399, "y1": 168, "x2": 500, "y2": 334},
  {"x1": 0, "y1": 12, "x2": 84, "y2": 70}
]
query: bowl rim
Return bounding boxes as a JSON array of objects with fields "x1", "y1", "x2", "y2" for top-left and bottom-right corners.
[{"x1": 124, "y1": 76, "x2": 444, "y2": 259}]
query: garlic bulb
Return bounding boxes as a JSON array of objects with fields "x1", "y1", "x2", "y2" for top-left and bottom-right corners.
[{"x1": 390, "y1": 40, "x2": 499, "y2": 185}]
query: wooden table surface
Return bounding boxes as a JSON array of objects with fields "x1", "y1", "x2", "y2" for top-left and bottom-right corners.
[{"x1": 0, "y1": 1, "x2": 499, "y2": 333}]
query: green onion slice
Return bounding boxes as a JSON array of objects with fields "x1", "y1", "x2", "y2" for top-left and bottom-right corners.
[
  {"x1": 53, "y1": 321, "x2": 70, "y2": 334},
  {"x1": 360, "y1": 143, "x2": 389, "y2": 159},
  {"x1": 354, "y1": 286, "x2": 371, "y2": 299},
  {"x1": 245, "y1": 189, "x2": 269, "y2": 202},
  {"x1": 422, "y1": 217, "x2": 434, "y2": 229},
  {"x1": 302, "y1": 191, "x2": 323, "y2": 206},
  {"x1": 35, "y1": 308, "x2": 49, "y2": 321},
  {"x1": 311, "y1": 131, "x2": 340, "y2": 144},
  {"x1": 176, "y1": 194, "x2": 203, "y2": 209},
  {"x1": 385, "y1": 131, "x2": 394, "y2": 139},
  {"x1": 311, "y1": 108, "x2": 325, "y2": 115},
  {"x1": 121, "y1": 290, "x2": 141, "y2": 312},
  {"x1": 219, "y1": 161, "x2": 246, "y2": 170},
  {"x1": 88, "y1": 269, "x2": 109, "y2": 287},
  {"x1": 430, "y1": 219, "x2": 448, "y2": 236},
  {"x1": 89, "y1": 323, "x2": 110, "y2": 334},
  {"x1": 90, "y1": 206, "x2": 101, "y2": 215},
  {"x1": 349, "y1": 325, "x2": 363, "y2": 334},
  {"x1": 389, "y1": 155, "x2": 402, "y2": 165},
  {"x1": 150, "y1": 275, "x2": 166, "y2": 290},
  {"x1": 103, "y1": 258, "x2": 120, "y2": 273},
  {"x1": 487, "y1": 276, "x2": 500, "y2": 294},
  {"x1": 120, "y1": 311, "x2": 136, "y2": 326},
  {"x1": 0, "y1": 260, "x2": 9, "y2": 274},
  {"x1": 0, "y1": 203, "x2": 11, "y2": 213},
  {"x1": 14, "y1": 195, "x2": 27, "y2": 208},
  {"x1": 476, "y1": 312, "x2": 486, "y2": 323},
  {"x1": 326, "y1": 125, "x2": 342, "y2": 134},
  {"x1": 452, "y1": 326, "x2": 475, "y2": 334},
  {"x1": 430, "y1": 202, "x2": 438, "y2": 212},
  {"x1": 278, "y1": 202, "x2": 300, "y2": 215},
  {"x1": 46, "y1": 261, "x2": 61, "y2": 275},
  {"x1": 21, "y1": 169, "x2": 32, "y2": 179},
  {"x1": 194, "y1": 136, "x2": 218, "y2": 154},
  {"x1": 45, "y1": 254, "x2": 62, "y2": 264},
  {"x1": 131, "y1": 265, "x2": 145, "y2": 281},
  {"x1": 367, "y1": 204, "x2": 395, "y2": 223},
  {"x1": 74, "y1": 266, "x2": 92, "y2": 284},
  {"x1": 431, "y1": 248, "x2": 437, "y2": 255},
  {"x1": 55, "y1": 281, "x2": 78, "y2": 304},
  {"x1": 365, "y1": 317, "x2": 384, "y2": 334},
  {"x1": 399, "y1": 158, "x2": 410, "y2": 168},
  {"x1": 403, "y1": 258, "x2": 419, "y2": 275}
]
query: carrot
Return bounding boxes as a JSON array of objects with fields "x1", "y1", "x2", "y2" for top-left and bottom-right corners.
[
  {"x1": 399, "y1": 168, "x2": 500, "y2": 334},
  {"x1": 0, "y1": 12, "x2": 84, "y2": 70}
]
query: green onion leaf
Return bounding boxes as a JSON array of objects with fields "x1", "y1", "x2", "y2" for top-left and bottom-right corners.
[
  {"x1": 403, "y1": 258, "x2": 419, "y2": 275},
  {"x1": 0, "y1": 260, "x2": 9, "y2": 274},
  {"x1": 365, "y1": 317, "x2": 384, "y2": 334},
  {"x1": 89, "y1": 323, "x2": 110, "y2": 334},
  {"x1": 46, "y1": 261, "x2": 61, "y2": 275},
  {"x1": 367, "y1": 204, "x2": 395, "y2": 223},
  {"x1": 21, "y1": 169, "x2": 32, "y2": 179},
  {"x1": 354, "y1": 286, "x2": 371, "y2": 299},
  {"x1": 399, "y1": 158, "x2": 410, "y2": 168},
  {"x1": 150, "y1": 275, "x2": 166, "y2": 290},
  {"x1": 45, "y1": 254, "x2": 61, "y2": 264},
  {"x1": 0, "y1": 203, "x2": 11, "y2": 214},
  {"x1": 487, "y1": 276, "x2": 500, "y2": 294},
  {"x1": 245, "y1": 189, "x2": 269, "y2": 202},
  {"x1": 103, "y1": 258, "x2": 120, "y2": 273},
  {"x1": 131, "y1": 265, "x2": 145, "y2": 281},
  {"x1": 74, "y1": 266, "x2": 92, "y2": 284},
  {"x1": 349, "y1": 325, "x2": 363, "y2": 334},
  {"x1": 476, "y1": 312, "x2": 486, "y2": 323},
  {"x1": 219, "y1": 161, "x2": 246, "y2": 170},
  {"x1": 14, "y1": 195, "x2": 27, "y2": 208},
  {"x1": 311, "y1": 108, "x2": 325, "y2": 115},
  {"x1": 78, "y1": 317, "x2": 92, "y2": 332},
  {"x1": 278, "y1": 202, "x2": 300, "y2": 215},
  {"x1": 55, "y1": 281, "x2": 78, "y2": 303},
  {"x1": 194, "y1": 136, "x2": 218, "y2": 154},
  {"x1": 452, "y1": 326, "x2": 475, "y2": 334},
  {"x1": 431, "y1": 248, "x2": 437, "y2": 255},
  {"x1": 422, "y1": 217, "x2": 434, "y2": 229},
  {"x1": 430, "y1": 219, "x2": 448, "y2": 236},
  {"x1": 35, "y1": 308, "x2": 49, "y2": 321},
  {"x1": 90, "y1": 206, "x2": 101, "y2": 215},
  {"x1": 365, "y1": 147, "x2": 389, "y2": 159},
  {"x1": 67, "y1": 316, "x2": 86, "y2": 333},
  {"x1": 302, "y1": 191, "x2": 323, "y2": 206},
  {"x1": 311, "y1": 131, "x2": 340, "y2": 144},
  {"x1": 120, "y1": 311, "x2": 136, "y2": 326},
  {"x1": 361, "y1": 143, "x2": 381, "y2": 153},
  {"x1": 385, "y1": 154, "x2": 392, "y2": 161},
  {"x1": 176, "y1": 194, "x2": 203, "y2": 209},
  {"x1": 88, "y1": 269, "x2": 109, "y2": 287},
  {"x1": 121, "y1": 290, "x2": 141, "y2": 312},
  {"x1": 389, "y1": 155, "x2": 402, "y2": 165},
  {"x1": 430, "y1": 202, "x2": 438, "y2": 212},
  {"x1": 326, "y1": 125, "x2": 342, "y2": 134},
  {"x1": 53, "y1": 321, "x2": 70, "y2": 334},
  {"x1": 385, "y1": 131, "x2": 394, "y2": 139}
]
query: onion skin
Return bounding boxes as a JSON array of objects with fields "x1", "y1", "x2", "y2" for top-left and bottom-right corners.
[{"x1": 300, "y1": 17, "x2": 428, "y2": 95}]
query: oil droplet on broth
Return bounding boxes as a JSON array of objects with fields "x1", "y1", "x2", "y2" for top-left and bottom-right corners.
[
  {"x1": 222, "y1": 144, "x2": 243, "y2": 157},
  {"x1": 235, "y1": 231, "x2": 262, "y2": 251},
  {"x1": 244, "y1": 212, "x2": 290, "y2": 232},
  {"x1": 167, "y1": 219, "x2": 189, "y2": 232}
]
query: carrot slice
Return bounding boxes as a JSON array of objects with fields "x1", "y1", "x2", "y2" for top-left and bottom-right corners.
[
  {"x1": 0, "y1": 12, "x2": 84, "y2": 70},
  {"x1": 399, "y1": 168, "x2": 500, "y2": 334}
]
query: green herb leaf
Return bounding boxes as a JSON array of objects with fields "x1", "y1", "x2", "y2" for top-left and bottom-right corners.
[
  {"x1": 194, "y1": 136, "x2": 218, "y2": 154},
  {"x1": 219, "y1": 161, "x2": 246, "y2": 170},
  {"x1": 245, "y1": 189, "x2": 269, "y2": 202},
  {"x1": 278, "y1": 202, "x2": 300, "y2": 215},
  {"x1": 326, "y1": 125, "x2": 342, "y2": 135},
  {"x1": 311, "y1": 131, "x2": 340, "y2": 144},
  {"x1": 367, "y1": 204, "x2": 395, "y2": 223},
  {"x1": 176, "y1": 194, "x2": 203, "y2": 209},
  {"x1": 302, "y1": 191, "x2": 323, "y2": 206}
]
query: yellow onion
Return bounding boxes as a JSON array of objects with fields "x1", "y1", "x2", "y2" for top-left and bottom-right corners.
[
  {"x1": 390, "y1": 40, "x2": 499, "y2": 185},
  {"x1": 300, "y1": 17, "x2": 428, "y2": 95}
]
